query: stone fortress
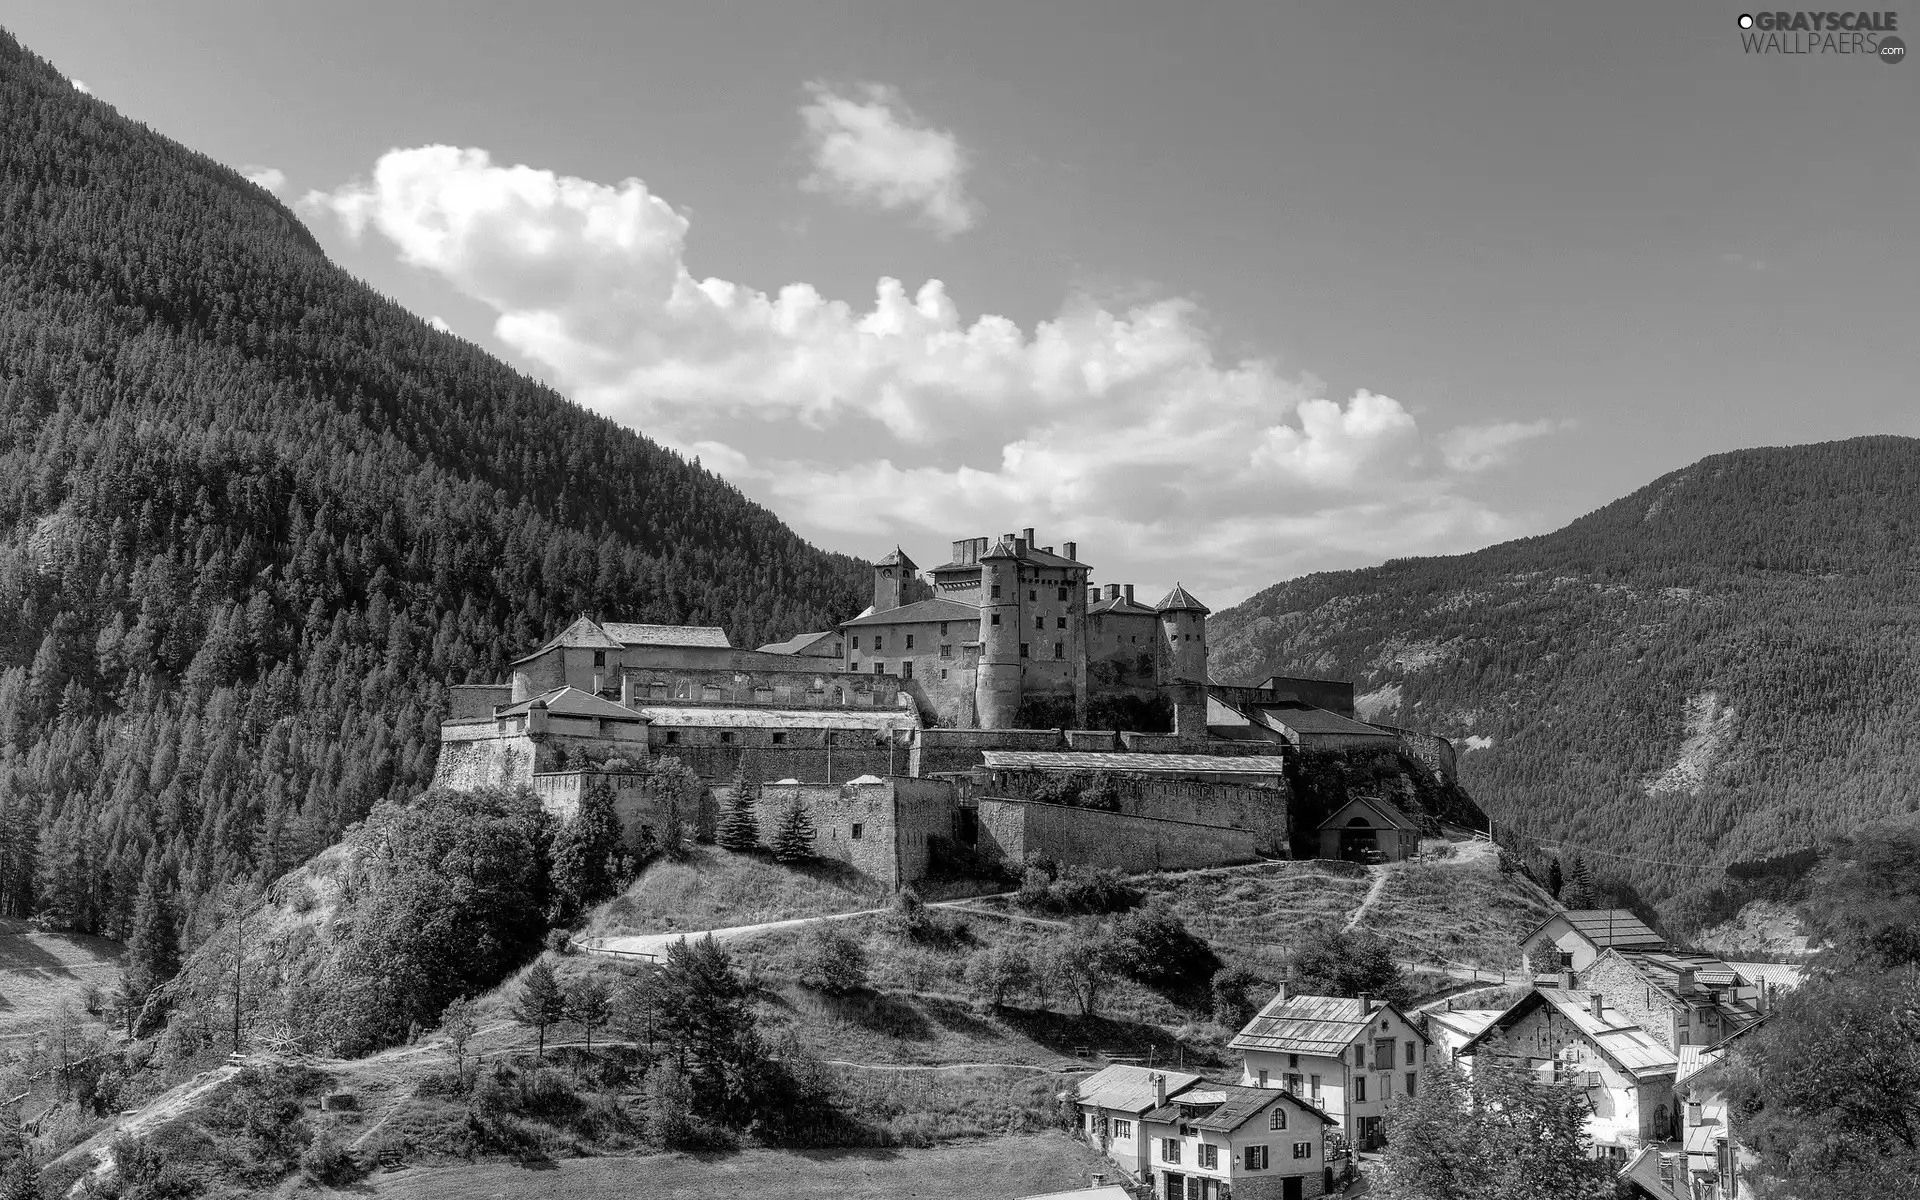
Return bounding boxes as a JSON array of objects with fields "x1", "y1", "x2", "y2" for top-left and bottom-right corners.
[{"x1": 432, "y1": 523, "x2": 1474, "y2": 889}]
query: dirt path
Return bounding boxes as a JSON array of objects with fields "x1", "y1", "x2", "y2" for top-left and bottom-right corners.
[
  {"x1": 1343, "y1": 867, "x2": 1391, "y2": 932},
  {"x1": 580, "y1": 892, "x2": 1024, "y2": 959},
  {"x1": 53, "y1": 1062, "x2": 243, "y2": 1189}
]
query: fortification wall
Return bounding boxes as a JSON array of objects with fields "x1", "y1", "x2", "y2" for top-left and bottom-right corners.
[
  {"x1": 449, "y1": 685, "x2": 511, "y2": 719},
  {"x1": 620, "y1": 662, "x2": 901, "y2": 709},
  {"x1": 1374, "y1": 724, "x2": 1460, "y2": 785},
  {"x1": 666, "y1": 739, "x2": 903, "y2": 785},
  {"x1": 989, "y1": 773, "x2": 1288, "y2": 855},
  {"x1": 752, "y1": 780, "x2": 912, "y2": 886},
  {"x1": 908, "y1": 727, "x2": 1065, "y2": 775},
  {"x1": 1119, "y1": 732, "x2": 1286, "y2": 757},
  {"x1": 975, "y1": 799, "x2": 1260, "y2": 874},
  {"x1": 431, "y1": 730, "x2": 537, "y2": 791},
  {"x1": 532, "y1": 769, "x2": 716, "y2": 844}
]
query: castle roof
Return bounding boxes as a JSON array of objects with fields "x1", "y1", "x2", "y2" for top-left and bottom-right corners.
[
  {"x1": 936, "y1": 540, "x2": 1089, "y2": 573},
  {"x1": 636, "y1": 705, "x2": 919, "y2": 732},
  {"x1": 1088, "y1": 595, "x2": 1156, "y2": 616},
  {"x1": 496, "y1": 686, "x2": 647, "y2": 722},
  {"x1": 1253, "y1": 703, "x2": 1395, "y2": 740},
  {"x1": 840, "y1": 597, "x2": 981, "y2": 628},
  {"x1": 1154, "y1": 583, "x2": 1210, "y2": 614},
  {"x1": 755, "y1": 630, "x2": 841, "y2": 655},
  {"x1": 1317, "y1": 794, "x2": 1423, "y2": 833},
  {"x1": 981, "y1": 750, "x2": 1289, "y2": 778},
  {"x1": 602, "y1": 622, "x2": 733, "y2": 649},
  {"x1": 874, "y1": 546, "x2": 917, "y2": 569},
  {"x1": 511, "y1": 615, "x2": 625, "y2": 664}
]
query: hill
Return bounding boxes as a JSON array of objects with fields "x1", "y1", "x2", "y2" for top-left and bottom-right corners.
[
  {"x1": 0, "y1": 27, "x2": 866, "y2": 955},
  {"x1": 1210, "y1": 435, "x2": 1920, "y2": 925}
]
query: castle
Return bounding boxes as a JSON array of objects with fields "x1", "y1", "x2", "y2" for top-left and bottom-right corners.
[{"x1": 431, "y1": 523, "x2": 1472, "y2": 888}]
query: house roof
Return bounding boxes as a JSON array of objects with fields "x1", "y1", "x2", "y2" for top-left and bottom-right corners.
[
  {"x1": 1253, "y1": 704, "x2": 1395, "y2": 740},
  {"x1": 495, "y1": 687, "x2": 647, "y2": 722},
  {"x1": 1619, "y1": 1144, "x2": 1688, "y2": 1200},
  {"x1": 1723, "y1": 961, "x2": 1806, "y2": 992},
  {"x1": 754, "y1": 630, "x2": 841, "y2": 655},
  {"x1": 981, "y1": 751, "x2": 1289, "y2": 777},
  {"x1": 1526, "y1": 909, "x2": 1666, "y2": 951},
  {"x1": 840, "y1": 597, "x2": 982, "y2": 628},
  {"x1": 1674, "y1": 1045, "x2": 1725, "y2": 1090},
  {"x1": 602, "y1": 622, "x2": 733, "y2": 649},
  {"x1": 1019, "y1": 1188, "x2": 1134, "y2": 1200},
  {"x1": 1462, "y1": 989, "x2": 1678, "y2": 1081},
  {"x1": 1088, "y1": 595, "x2": 1157, "y2": 616},
  {"x1": 637, "y1": 705, "x2": 920, "y2": 732},
  {"x1": 509, "y1": 615, "x2": 626, "y2": 664},
  {"x1": 1424, "y1": 1008, "x2": 1505, "y2": 1043},
  {"x1": 1229, "y1": 993, "x2": 1427, "y2": 1057},
  {"x1": 1610, "y1": 950, "x2": 1765, "y2": 1025},
  {"x1": 1142, "y1": 1082, "x2": 1335, "y2": 1133},
  {"x1": 1076, "y1": 1064, "x2": 1203, "y2": 1115},
  {"x1": 1154, "y1": 583, "x2": 1210, "y2": 614},
  {"x1": 1317, "y1": 795, "x2": 1424, "y2": 833}
]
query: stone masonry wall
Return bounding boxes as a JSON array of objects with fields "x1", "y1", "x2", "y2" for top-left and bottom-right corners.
[
  {"x1": 1579, "y1": 953, "x2": 1682, "y2": 1050},
  {"x1": 990, "y1": 772, "x2": 1289, "y2": 855},
  {"x1": 975, "y1": 799, "x2": 1261, "y2": 874}
]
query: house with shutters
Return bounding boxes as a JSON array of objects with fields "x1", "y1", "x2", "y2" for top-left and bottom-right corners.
[
  {"x1": 1522, "y1": 909, "x2": 1668, "y2": 977},
  {"x1": 1138, "y1": 1082, "x2": 1336, "y2": 1200},
  {"x1": 1228, "y1": 988, "x2": 1431, "y2": 1152},
  {"x1": 1458, "y1": 988, "x2": 1680, "y2": 1161},
  {"x1": 1619, "y1": 1033, "x2": 1761, "y2": 1200},
  {"x1": 1074, "y1": 1064, "x2": 1205, "y2": 1183},
  {"x1": 1576, "y1": 948, "x2": 1784, "y2": 1051}
]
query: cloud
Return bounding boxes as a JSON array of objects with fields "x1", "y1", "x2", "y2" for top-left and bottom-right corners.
[
  {"x1": 1439, "y1": 419, "x2": 1561, "y2": 473},
  {"x1": 302, "y1": 145, "x2": 1554, "y2": 602},
  {"x1": 427, "y1": 316, "x2": 453, "y2": 333},
  {"x1": 799, "y1": 82, "x2": 976, "y2": 237},
  {"x1": 242, "y1": 165, "x2": 287, "y2": 195},
  {"x1": 1720, "y1": 251, "x2": 1768, "y2": 272},
  {"x1": 70, "y1": 79, "x2": 91, "y2": 95}
]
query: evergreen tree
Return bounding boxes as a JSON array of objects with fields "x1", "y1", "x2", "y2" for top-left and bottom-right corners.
[
  {"x1": 1546, "y1": 856, "x2": 1564, "y2": 900},
  {"x1": 552, "y1": 775, "x2": 627, "y2": 916},
  {"x1": 117, "y1": 857, "x2": 180, "y2": 1036},
  {"x1": 717, "y1": 759, "x2": 761, "y2": 853},
  {"x1": 656, "y1": 935, "x2": 762, "y2": 1126},
  {"x1": 563, "y1": 975, "x2": 613, "y2": 1051},
  {"x1": 509, "y1": 958, "x2": 567, "y2": 1061},
  {"x1": 0, "y1": 1152, "x2": 40, "y2": 1200},
  {"x1": 770, "y1": 797, "x2": 816, "y2": 864},
  {"x1": 1563, "y1": 854, "x2": 1597, "y2": 909}
]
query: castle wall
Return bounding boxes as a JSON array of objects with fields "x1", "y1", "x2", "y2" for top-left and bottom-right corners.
[
  {"x1": 661, "y1": 733, "x2": 905, "y2": 786},
  {"x1": 908, "y1": 727, "x2": 1066, "y2": 776},
  {"x1": 449, "y1": 684, "x2": 511, "y2": 719},
  {"x1": 431, "y1": 725, "x2": 538, "y2": 791},
  {"x1": 533, "y1": 769, "x2": 717, "y2": 844},
  {"x1": 1086, "y1": 610, "x2": 1161, "y2": 692},
  {"x1": 1118, "y1": 732, "x2": 1287, "y2": 757},
  {"x1": 621, "y1": 663, "x2": 901, "y2": 709},
  {"x1": 985, "y1": 771, "x2": 1289, "y2": 855},
  {"x1": 975, "y1": 799, "x2": 1261, "y2": 874},
  {"x1": 1374, "y1": 724, "x2": 1460, "y2": 786},
  {"x1": 750, "y1": 779, "x2": 954, "y2": 888}
]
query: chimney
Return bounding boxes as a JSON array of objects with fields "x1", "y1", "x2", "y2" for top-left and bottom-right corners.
[
  {"x1": 952, "y1": 539, "x2": 971, "y2": 565},
  {"x1": 1590, "y1": 993, "x2": 1604, "y2": 1019},
  {"x1": 1106, "y1": 583, "x2": 1120, "y2": 600},
  {"x1": 1022, "y1": 526, "x2": 1036, "y2": 546},
  {"x1": 1043, "y1": 546, "x2": 1054, "y2": 556},
  {"x1": 1090, "y1": 1174, "x2": 1107, "y2": 1188},
  {"x1": 620, "y1": 674, "x2": 634, "y2": 707},
  {"x1": 1358, "y1": 992, "x2": 1372, "y2": 1012},
  {"x1": 1685, "y1": 1101, "x2": 1702, "y2": 1128},
  {"x1": 1153, "y1": 1073, "x2": 1167, "y2": 1108},
  {"x1": 977, "y1": 536, "x2": 989, "y2": 559},
  {"x1": 1272, "y1": 982, "x2": 1287, "y2": 1006},
  {"x1": 1002, "y1": 531, "x2": 1018, "y2": 545},
  {"x1": 1088, "y1": 586, "x2": 1100, "y2": 606},
  {"x1": 1065, "y1": 541, "x2": 1077, "y2": 560},
  {"x1": 1123, "y1": 584, "x2": 1135, "y2": 604},
  {"x1": 1558, "y1": 970, "x2": 1575, "y2": 990},
  {"x1": 1674, "y1": 966, "x2": 1695, "y2": 994},
  {"x1": 1763, "y1": 981, "x2": 1776, "y2": 1013}
]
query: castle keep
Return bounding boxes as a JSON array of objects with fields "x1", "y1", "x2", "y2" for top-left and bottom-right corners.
[{"x1": 432, "y1": 523, "x2": 1469, "y2": 888}]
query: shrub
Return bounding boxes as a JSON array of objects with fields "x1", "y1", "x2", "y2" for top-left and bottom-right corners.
[
  {"x1": 299, "y1": 1129, "x2": 363, "y2": 1186},
  {"x1": 1017, "y1": 865, "x2": 1142, "y2": 916},
  {"x1": 544, "y1": 928, "x2": 574, "y2": 955},
  {"x1": 1111, "y1": 901, "x2": 1219, "y2": 987},
  {"x1": 801, "y1": 925, "x2": 869, "y2": 995},
  {"x1": 1210, "y1": 964, "x2": 1262, "y2": 1028},
  {"x1": 964, "y1": 945, "x2": 1034, "y2": 1008}
]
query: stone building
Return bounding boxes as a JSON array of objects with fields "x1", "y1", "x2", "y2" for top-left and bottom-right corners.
[{"x1": 1230, "y1": 987, "x2": 1431, "y2": 1154}]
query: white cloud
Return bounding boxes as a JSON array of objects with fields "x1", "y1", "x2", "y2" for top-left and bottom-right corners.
[
  {"x1": 427, "y1": 316, "x2": 453, "y2": 333},
  {"x1": 70, "y1": 79, "x2": 92, "y2": 95},
  {"x1": 799, "y1": 82, "x2": 976, "y2": 237},
  {"x1": 242, "y1": 165, "x2": 287, "y2": 195},
  {"x1": 302, "y1": 145, "x2": 1555, "y2": 603},
  {"x1": 1439, "y1": 419, "x2": 1561, "y2": 473}
]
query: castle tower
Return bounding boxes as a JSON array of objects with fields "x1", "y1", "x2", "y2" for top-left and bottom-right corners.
[
  {"x1": 872, "y1": 546, "x2": 916, "y2": 614},
  {"x1": 975, "y1": 537, "x2": 1024, "y2": 729},
  {"x1": 1155, "y1": 583, "x2": 1212, "y2": 737}
]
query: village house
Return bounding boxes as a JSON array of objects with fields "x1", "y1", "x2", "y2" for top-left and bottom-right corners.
[
  {"x1": 1228, "y1": 988, "x2": 1431, "y2": 1152},
  {"x1": 1075, "y1": 1065, "x2": 1205, "y2": 1183},
  {"x1": 1576, "y1": 948, "x2": 1779, "y2": 1051},
  {"x1": 1522, "y1": 909, "x2": 1667, "y2": 977},
  {"x1": 1314, "y1": 795, "x2": 1423, "y2": 864},
  {"x1": 1619, "y1": 1032, "x2": 1761, "y2": 1200},
  {"x1": 1458, "y1": 988, "x2": 1679, "y2": 1161},
  {"x1": 1138, "y1": 1081, "x2": 1337, "y2": 1200},
  {"x1": 1423, "y1": 1007, "x2": 1506, "y2": 1066}
]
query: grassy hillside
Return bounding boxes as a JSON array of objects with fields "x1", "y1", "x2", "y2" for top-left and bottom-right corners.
[
  {"x1": 0, "y1": 25, "x2": 867, "y2": 957},
  {"x1": 1210, "y1": 436, "x2": 1920, "y2": 924},
  {"x1": 585, "y1": 848, "x2": 886, "y2": 940}
]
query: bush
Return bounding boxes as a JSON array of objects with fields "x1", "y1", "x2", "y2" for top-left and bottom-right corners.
[
  {"x1": 1016, "y1": 865, "x2": 1142, "y2": 916},
  {"x1": 801, "y1": 925, "x2": 869, "y2": 995},
  {"x1": 299, "y1": 1129, "x2": 364, "y2": 1186},
  {"x1": 1110, "y1": 901, "x2": 1218, "y2": 987},
  {"x1": 545, "y1": 928, "x2": 574, "y2": 955},
  {"x1": 1210, "y1": 964, "x2": 1263, "y2": 1028}
]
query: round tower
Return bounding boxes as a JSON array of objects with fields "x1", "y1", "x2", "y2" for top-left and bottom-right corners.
[
  {"x1": 1155, "y1": 583, "x2": 1212, "y2": 738},
  {"x1": 975, "y1": 537, "x2": 1023, "y2": 729}
]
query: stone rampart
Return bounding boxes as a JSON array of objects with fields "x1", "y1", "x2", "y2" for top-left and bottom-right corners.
[{"x1": 975, "y1": 799, "x2": 1261, "y2": 874}]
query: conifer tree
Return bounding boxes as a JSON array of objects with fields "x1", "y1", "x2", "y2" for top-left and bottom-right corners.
[
  {"x1": 1546, "y1": 856, "x2": 1564, "y2": 900},
  {"x1": 1563, "y1": 853, "x2": 1597, "y2": 909},
  {"x1": 657, "y1": 935, "x2": 762, "y2": 1126},
  {"x1": 717, "y1": 755, "x2": 762, "y2": 853},
  {"x1": 510, "y1": 959, "x2": 567, "y2": 1061},
  {"x1": 552, "y1": 775, "x2": 626, "y2": 915},
  {"x1": 118, "y1": 857, "x2": 180, "y2": 1036},
  {"x1": 770, "y1": 797, "x2": 816, "y2": 864}
]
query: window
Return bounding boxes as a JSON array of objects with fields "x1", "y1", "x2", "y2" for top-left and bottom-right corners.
[
  {"x1": 1256, "y1": 1069, "x2": 1268, "y2": 1087},
  {"x1": 1405, "y1": 1040, "x2": 1416, "y2": 1066},
  {"x1": 1028, "y1": 589, "x2": 1036, "y2": 601},
  {"x1": 719, "y1": 732, "x2": 733, "y2": 745},
  {"x1": 1268, "y1": 1108, "x2": 1287, "y2": 1131},
  {"x1": 1354, "y1": 1076, "x2": 1366, "y2": 1102},
  {"x1": 1113, "y1": 1119, "x2": 1132, "y2": 1140},
  {"x1": 664, "y1": 731, "x2": 679, "y2": 745},
  {"x1": 906, "y1": 634, "x2": 915, "y2": 649},
  {"x1": 1054, "y1": 643, "x2": 1064, "y2": 659},
  {"x1": 902, "y1": 661, "x2": 914, "y2": 680},
  {"x1": 990, "y1": 613, "x2": 1001, "y2": 626},
  {"x1": 1162, "y1": 1139, "x2": 1181, "y2": 1164},
  {"x1": 1058, "y1": 587, "x2": 1069, "y2": 601},
  {"x1": 874, "y1": 662, "x2": 885, "y2": 674},
  {"x1": 851, "y1": 637, "x2": 859, "y2": 650},
  {"x1": 1035, "y1": 615, "x2": 1044, "y2": 630},
  {"x1": 1293, "y1": 1142, "x2": 1314, "y2": 1160},
  {"x1": 1406, "y1": 1072, "x2": 1418, "y2": 1097},
  {"x1": 772, "y1": 732, "x2": 786, "y2": 745},
  {"x1": 1286, "y1": 1073, "x2": 1302, "y2": 1094},
  {"x1": 940, "y1": 644, "x2": 952, "y2": 657},
  {"x1": 1288, "y1": 1054, "x2": 1299, "y2": 1069},
  {"x1": 592, "y1": 650, "x2": 605, "y2": 667},
  {"x1": 1309, "y1": 1075, "x2": 1322, "y2": 1103},
  {"x1": 1379, "y1": 1074, "x2": 1392, "y2": 1099},
  {"x1": 1198, "y1": 1144, "x2": 1217, "y2": 1170},
  {"x1": 1244, "y1": 1146, "x2": 1269, "y2": 1171},
  {"x1": 1056, "y1": 616, "x2": 1067, "y2": 628},
  {"x1": 939, "y1": 669, "x2": 948, "y2": 680},
  {"x1": 991, "y1": 585, "x2": 1001, "y2": 599},
  {"x1": 850, "y1": 824, "x2": 863, "y2": 840},
  {"x1": 1374, "y1": 1038, "x2": 1396, "y2": 1070},
  {"x1": 1020, "y1": 643, "x2": 1030, "y2": 658},
  {"x1": 1353, "y1": 1046, "x2": 1366, "y2": 1067}
]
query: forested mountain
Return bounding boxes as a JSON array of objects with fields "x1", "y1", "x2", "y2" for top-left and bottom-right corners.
[
  {"x1": 0, "y1": 31, "x2": 866, "y2": 951},
  {"x1": 1211, "y1": 436, "x2": 1920, "y2": 925}
]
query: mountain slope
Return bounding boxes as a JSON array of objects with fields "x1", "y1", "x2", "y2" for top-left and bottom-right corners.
[
  {"x1": 1211, "y1": 436, "x2": 1920, "y2": 923},
  {"x1": 0, "y1": 30, "x2": 865, "y2": 948}
]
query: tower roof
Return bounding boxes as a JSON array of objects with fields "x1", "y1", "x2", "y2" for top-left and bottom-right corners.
[
  {"x1": 980, "y1": 536, "x2": 1021, "y2": 560},
  {"x1": 1155, "y1": 583, "x2": 1211, "y2": 614},
  {"x1": 874, "y1": 546, "x2": 917, "y2": 570}
]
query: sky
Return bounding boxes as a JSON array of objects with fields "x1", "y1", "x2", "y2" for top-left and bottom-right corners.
[{"x1": 8, "y1": 1, "x2": 1916, "y2": 607}]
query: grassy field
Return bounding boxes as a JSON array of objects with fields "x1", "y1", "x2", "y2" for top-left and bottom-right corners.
[
  {"x1": 365, "y1": 1133, "x2": 1112, "y2": 1200},
  {"x1": 585, "y1": 848, "x2": 885, "y2": 938},
  {"x1": 1350, "y1": 841, "x2": 1555, "y2": 970},
  {"x1": 0, "y1": 917, "x2": 123, "y2": 1039}
]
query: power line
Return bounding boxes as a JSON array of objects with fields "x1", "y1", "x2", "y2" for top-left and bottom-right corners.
[{"x1": 1493, "y1": 824, "x2": 1718, "y2": 870}]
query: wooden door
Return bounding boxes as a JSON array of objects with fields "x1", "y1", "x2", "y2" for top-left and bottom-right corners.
[{"x1": 1283, "y1": 1176, "x2": 1304, "y2": 1200}]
